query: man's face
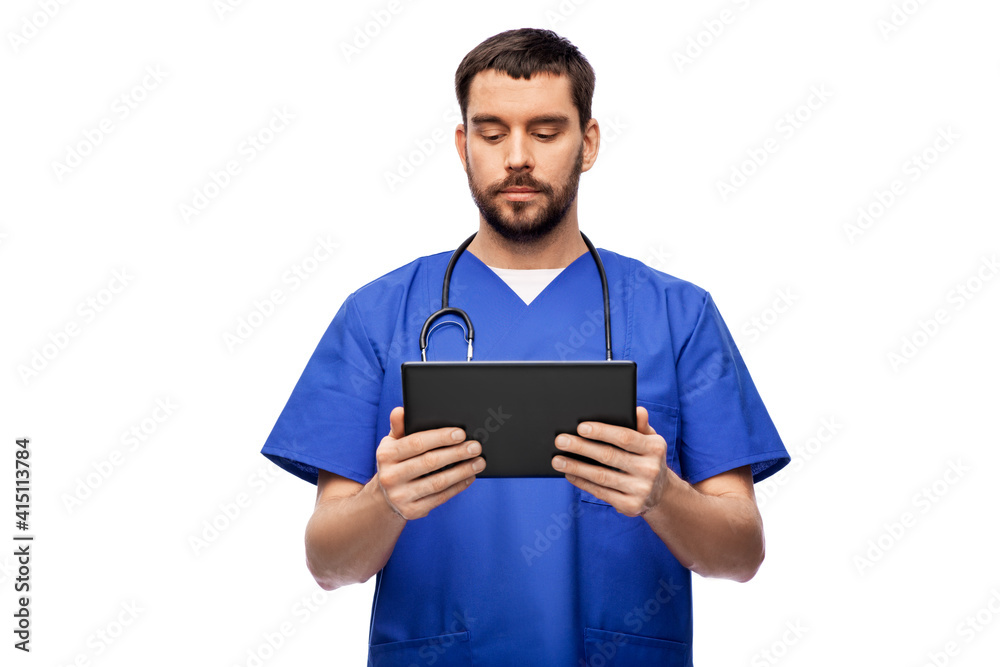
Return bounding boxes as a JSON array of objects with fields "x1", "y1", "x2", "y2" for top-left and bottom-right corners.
[{"x1": 458, "y1": 70, "x2": 594, "y2": 245}]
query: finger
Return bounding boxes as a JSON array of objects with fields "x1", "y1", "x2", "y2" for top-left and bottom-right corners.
[
  {"x1": 397, "y1": 425, "x2": 466, "y2": 460},
  {"x1": 406, "y1": 455, "x2": 485, "y2": 504},
  {"x1": 552, "y1": 445, "x2": 633, "y2": 493},
  {"x1": 574, "y1": 420, "x2": 646, "y2": 455},
  {"x1": 555, "y1": 434, "x2": 635, "y2": 475},
  {"x1": 563, "y1": 474, "x2": 641, "y2": 515},
  {"x1": 394, "y1": 440, "x2": 482, "y2": 485},
  {"x1": 637, "y1": 406, "x2": 656, "y2": 436},
  {"x1": 389, "y1": 406, "x2": 405, "y2": 439},
  {"x1": 404, "y1": 473, "x2": 478, "y2": 519},
  {"x1": 563, "y1": 472, "x2": 621, "y2": 502}
]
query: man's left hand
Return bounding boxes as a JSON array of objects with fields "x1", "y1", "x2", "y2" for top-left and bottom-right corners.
[{"x1": 552, "y1": 406, "x2": 670, "y2": 517}]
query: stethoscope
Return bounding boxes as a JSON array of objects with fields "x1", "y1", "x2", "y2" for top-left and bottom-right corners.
[{"x1": 419, "y1": 231, "x2": 613, "y2": 362}]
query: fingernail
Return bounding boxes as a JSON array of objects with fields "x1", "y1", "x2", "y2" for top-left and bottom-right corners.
[
  {"x1": 556, "y1": 435, "x2": 570, "y2": 447},
  {"x1": 552, "y1": 457, "x2": 566, "y2": 470},
  {"x1": 473, "y1": 458, "x2": 485, "y2": 472},
  {"x1": 467, "y1": 441, "x2": 481, "y2": 455},
  {"x1": 452, "y1": 429, "x2": 463, "y2": 441},
  {"x1": 578, "y1": 423, "x2": 592, "y2": 435}
]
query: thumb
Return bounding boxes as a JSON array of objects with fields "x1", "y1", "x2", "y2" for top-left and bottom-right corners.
[
  {"x1": 637, "y1": 406, "x2": 656, "y2": 436},
  {"x1": 389, "y1": 406, "x2": 406, "y2": 439}
]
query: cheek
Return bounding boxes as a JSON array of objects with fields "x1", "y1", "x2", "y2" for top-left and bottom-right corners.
[
  {"x1": 466, "y1": 153, "x2": 496, "y2": 181},
  {"x1": 467, "y1": 143, "x2": 495, "y2": 165},
  {"x1": 548, "y1": 153, "x2": 578, "y2": 179}
]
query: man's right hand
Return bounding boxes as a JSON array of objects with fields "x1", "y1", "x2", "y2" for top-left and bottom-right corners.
[{"x1": 374, "y1": 406, "x2": 485, "y2": 520}]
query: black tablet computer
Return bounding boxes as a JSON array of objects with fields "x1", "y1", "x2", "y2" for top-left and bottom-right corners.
[{"x1": 400, "y1": 360, "x2": 637, "y2": 477}]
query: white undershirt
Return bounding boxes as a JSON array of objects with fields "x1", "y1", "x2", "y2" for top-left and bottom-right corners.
[{"x1": 485, "y1": 265, "x2": 564, "y2": 306}]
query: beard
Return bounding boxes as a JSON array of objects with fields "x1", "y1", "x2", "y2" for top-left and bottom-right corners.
[{"x1": 465, "y1": 142, "x2": 584, "y2": 245}]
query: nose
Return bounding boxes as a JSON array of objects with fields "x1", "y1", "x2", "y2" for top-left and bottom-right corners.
[{"x1": 504, "y1": 129, "x2": 534, "y2": 172}]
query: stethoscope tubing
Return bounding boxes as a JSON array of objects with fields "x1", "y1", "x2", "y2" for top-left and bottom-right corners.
[{"x1": 419, "y1": 231, "x2": 612, "y2": 361}]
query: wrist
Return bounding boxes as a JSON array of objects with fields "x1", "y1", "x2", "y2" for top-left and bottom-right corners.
[
  {"x1": 366, "y1": 473, "x2": 407, "y2": 525},
  {"x1": 642, "y1": 469, "x2": 682, "y2": 524}
]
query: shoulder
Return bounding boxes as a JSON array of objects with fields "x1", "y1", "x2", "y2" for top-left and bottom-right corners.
[
  {"x1": 598, "y1": 248, "x2": 708, "y2": 297},
  {"x1": 348, "y1": 249, "x2": 452, "y2": 313},
  {"x1": 599, "y1": 248, "x2": 712, "y2": 326}
]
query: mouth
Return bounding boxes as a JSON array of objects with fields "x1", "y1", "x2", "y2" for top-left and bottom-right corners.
[{"x1": 500, "y1": 187, "x2": 540, "y2": 201}]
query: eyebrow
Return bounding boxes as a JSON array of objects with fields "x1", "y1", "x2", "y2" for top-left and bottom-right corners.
[{"x1": 470, "y1": 113, "x2": 572, "y2": 127}]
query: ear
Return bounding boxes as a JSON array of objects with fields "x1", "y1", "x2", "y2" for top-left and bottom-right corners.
[
  {"x1": 455, "y1": 123, "x2": 468, "y2": 172},
  {"x1": 581, "y1": 118, "x2": 600, "y2": 173}
]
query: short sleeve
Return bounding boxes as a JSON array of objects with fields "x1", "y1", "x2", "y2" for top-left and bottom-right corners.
[
  {"x1": 675, "y1": 292, "x2": 789, "y2": 485},
  {"x1": 260, "y1": 293, "x2": 384, "y2": 486}
]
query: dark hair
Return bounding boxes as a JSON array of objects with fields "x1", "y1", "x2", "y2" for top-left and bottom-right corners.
[{"x1": 455, "y1": 28, "x2": 595, "y2": 133}]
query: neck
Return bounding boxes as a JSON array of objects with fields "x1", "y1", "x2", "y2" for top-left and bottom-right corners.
[{"x1": 466, "y1": 216, "x2": 589, "y2": 270}]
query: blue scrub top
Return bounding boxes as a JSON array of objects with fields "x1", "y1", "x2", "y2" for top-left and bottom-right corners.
[{"x1": 261, "y1": 246, "x2": 790, "y2": 666}]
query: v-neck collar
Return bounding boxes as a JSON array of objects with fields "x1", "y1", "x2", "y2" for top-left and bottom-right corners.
[
  {"x1": 463, "y1": 246, "x2": 593, "y2": 312},
  {"x1": 425, "y1": 243, "x2": 617, "y2": 362}
]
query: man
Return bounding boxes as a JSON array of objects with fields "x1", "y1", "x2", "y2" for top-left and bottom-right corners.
[{"x1": 261, "y1": 28, "x2": 789, "y2": 665}]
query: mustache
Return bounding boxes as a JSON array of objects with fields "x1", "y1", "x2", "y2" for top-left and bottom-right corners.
[{"x1": 489, "y1": 174, "x2": 551, "y2": 196}]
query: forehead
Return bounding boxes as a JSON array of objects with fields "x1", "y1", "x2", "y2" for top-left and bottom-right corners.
[{"x1": 467, "y1": 69, "x2": 574, "y2": 122}]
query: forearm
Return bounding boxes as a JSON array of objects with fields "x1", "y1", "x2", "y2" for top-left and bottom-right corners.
[
  {"x1": 305, "y1": 476, "x2": 406, "y2": 590},
  {"x1": 642, "y1": 469, "x2": 764, "y2": 582}
]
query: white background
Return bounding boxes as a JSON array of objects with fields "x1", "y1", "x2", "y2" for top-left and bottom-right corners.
[{"x1": 3, "y1": 1, "x2": 999, "y2": 665}]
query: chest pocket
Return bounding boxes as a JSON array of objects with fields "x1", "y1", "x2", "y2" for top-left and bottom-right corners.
[
  {"x1": 578, "y1": 401, "x2": 680, "y2": 507},
  {"x1": 369, "y1": 630, "x2": 471, "y2": 666},
  {"x1": 585, "y1": 628, "x2": 690, "y2": 665}
]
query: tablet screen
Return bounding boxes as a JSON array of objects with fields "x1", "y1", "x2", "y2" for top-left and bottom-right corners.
[{"x1": 401, "y1": 360, "x2": 637, "y2": 477}]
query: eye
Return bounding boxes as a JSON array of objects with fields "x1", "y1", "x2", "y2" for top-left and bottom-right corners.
[{"x1": 536, "y1": 133, "x2": 557, "y2": 140}]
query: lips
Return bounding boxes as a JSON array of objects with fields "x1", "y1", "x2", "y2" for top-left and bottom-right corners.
[{"x1": 500, "y1": 187, "x2": 540, "y2": 201}]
